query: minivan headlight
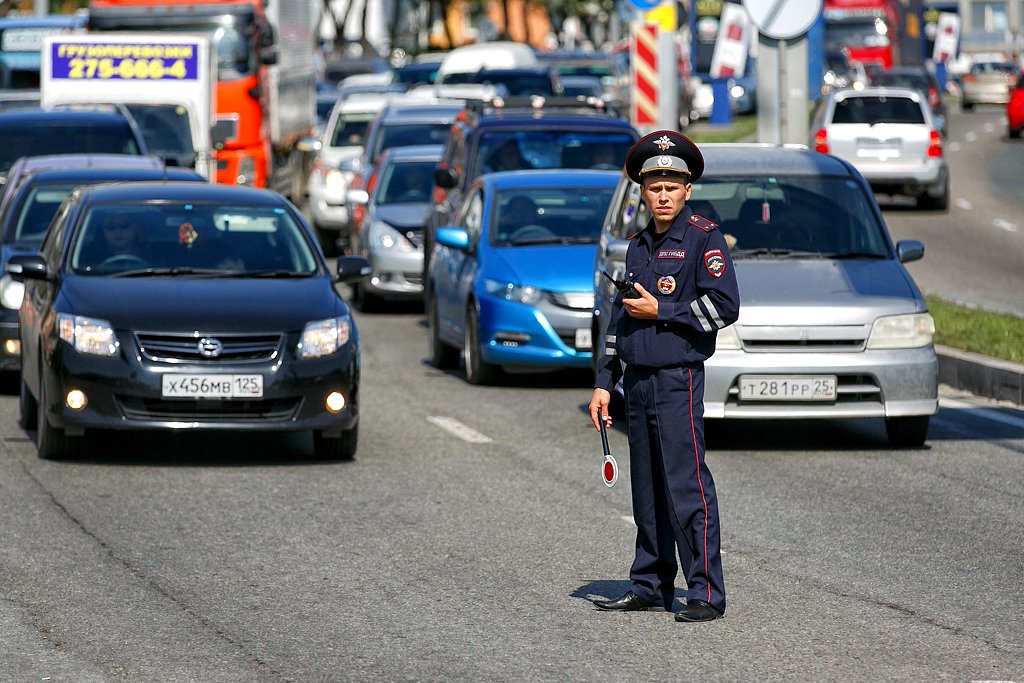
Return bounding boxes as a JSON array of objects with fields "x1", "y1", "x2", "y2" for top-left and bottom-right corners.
[
  {"x1": 866, "y1": 313, "x2": 934, "y2": 349},
  {"x1": 57, "y1": 313, "x2": 119, "y2": 356},
  {"x1": 0, "y1": 274, "x2": 24, "y2": 310},
  {"x1": 715, "y1": 324, "x2": 742, "y2": 350},
  {"x1": 298, "y1": 315, "x2": 351, "y2": 359},
  {"x1": 485, "y1": 279, "x2": 543, "y2": 305}
]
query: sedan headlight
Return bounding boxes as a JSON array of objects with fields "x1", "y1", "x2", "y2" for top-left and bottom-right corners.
[
  {"x1": 57, "y1": 313, "x2": 119, "y2": 356},
  {"x1": 715, "y1": 324, "x2": 742, "y2": 350},
  {"x1": 866, "y1": 313, "x2": 934, "y2": 349},
  {"x1": 369, "y1": 221, "x2": 413, "y2": 252},
  {"x1": 730, "y1": 85, "x2": 745, "y2": 99},
  {"x1": 0, "y1": 274, "x2": 24, "y2": 310},
  {"x1": 325, "y1": 168, "x2": 350, "y2": 194},
  {"x1": 298, "y1": 315, "x2": 351, "y2": 359},
  {"x1": 485, "y1": 279, "x2": 543, "y2": 305}
]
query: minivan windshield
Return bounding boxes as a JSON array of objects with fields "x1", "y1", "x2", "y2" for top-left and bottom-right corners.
[
  {"x1": 376, "y1": 160, "x2": 437, "y2": 204},
  {"x1": 372, "y1": 122, "x2": 452, "y2": 162},
  {"x1": 491, "y1": 185, "x2": 616, "y2": 246},
  {"x1": 125, "y1": 104, "x2": 195, "y2": 167},
  {"x1": 70, "y1": 203, "x2": 319, "y2": 276}
]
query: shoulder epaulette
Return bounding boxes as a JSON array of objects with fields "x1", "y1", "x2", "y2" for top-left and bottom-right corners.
[
  {"x1": 627, "y1": 230, "x2": 642, "y2": 239},
  {"x1": 689, "y1": 214, "x2": 717, "y2": 232}
]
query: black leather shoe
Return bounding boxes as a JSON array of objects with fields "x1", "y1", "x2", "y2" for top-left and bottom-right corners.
[
  {"x1": 674, "y1": 599, "x2": 722, "y2": 622},
  {"x1": 593, "y1": 590, "x2": 666, "y2": 612}
]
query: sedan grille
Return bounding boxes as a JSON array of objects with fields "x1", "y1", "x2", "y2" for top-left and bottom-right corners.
[
  {"x1": 115, "y1": 396, "x2": 301, "y2": 422},
  {"x1": 135, "y1": 332, "x2": 282, "y2": 363}
]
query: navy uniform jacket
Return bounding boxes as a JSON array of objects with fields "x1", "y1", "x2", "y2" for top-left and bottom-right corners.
[{"x1": 595, "y1": 206, "x2": 740, "y2": 393}]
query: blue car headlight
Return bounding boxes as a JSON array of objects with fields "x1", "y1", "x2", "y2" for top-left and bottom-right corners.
[{"x1": 485, "y1": 279, "x2": 543, "y2": 305}]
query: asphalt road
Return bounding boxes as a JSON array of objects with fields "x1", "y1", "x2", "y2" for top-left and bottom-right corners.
[
  {"x1": 883, "y1": 103, "x2": 1024, "y2": 317},
  {"x1": 2, "y1": 296, "x2": 1024, "y2": 681}
]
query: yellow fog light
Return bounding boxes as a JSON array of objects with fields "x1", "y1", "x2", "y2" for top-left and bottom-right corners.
[
  {"x1": 66, "y1": 390, "x2": 87, "y2": 410},
  {"x1": 4, "y1": 339, "x2": 19, "y2": 354},
  {"x1": 325, "y1": 392, "x2": 346, "y2": 413}
]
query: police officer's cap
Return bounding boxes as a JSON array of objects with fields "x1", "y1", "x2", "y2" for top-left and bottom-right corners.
[{"x1": 624, "y1": 130, "x2": 704, "y2": 184}]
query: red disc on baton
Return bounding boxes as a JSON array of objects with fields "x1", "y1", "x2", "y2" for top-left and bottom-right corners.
[{"x1": 602, "y1": 454, "x2": 619, "y2": 487}]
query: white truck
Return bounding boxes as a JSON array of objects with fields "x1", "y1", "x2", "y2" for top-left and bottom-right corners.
[{"x1": 40, "y1": 33, "x2": 219, "y2": 180}]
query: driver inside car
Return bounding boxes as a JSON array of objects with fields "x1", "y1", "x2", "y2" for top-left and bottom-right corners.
[{"x1": 80, "y1": 212, "x2": 154, "y2": 271}]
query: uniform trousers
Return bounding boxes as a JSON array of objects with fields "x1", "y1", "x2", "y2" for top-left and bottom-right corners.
[{"x1": 623, "y1": 363, "x2": 726, "y2": 613}]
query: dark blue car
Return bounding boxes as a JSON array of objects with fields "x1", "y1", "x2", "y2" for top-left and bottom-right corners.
[{"x1": 427, "y1": 169, "x2": 619, "y2": 384}]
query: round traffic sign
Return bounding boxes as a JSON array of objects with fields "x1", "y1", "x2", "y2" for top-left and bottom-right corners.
[{"x1": 742, "y1": 0, "x2": 822, "y2": 40}]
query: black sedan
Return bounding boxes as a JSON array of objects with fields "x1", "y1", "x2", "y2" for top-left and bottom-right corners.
[{"x1": 12, "y1": 182, "x2": 369, "y2": 461}]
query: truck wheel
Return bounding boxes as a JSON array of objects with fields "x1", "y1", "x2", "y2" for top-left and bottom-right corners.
[
  {"x1": 961, "y1": 99, "x2": 974, "y2": 111},
  {"x1": 313, "y1": 425, "x2": 357, "y2": 461},
  {"x1": 1010, "y1": 126, "x2": 1022, "y2": 139},
  {"x1": 316, "y1": 226, "x2": 339, "y2": 257},
  {"x1": 885, "y1": 416, "x2": 930, "y2": 448}
]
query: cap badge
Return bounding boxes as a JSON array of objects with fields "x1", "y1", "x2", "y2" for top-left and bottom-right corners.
[
  {"x1": 654, "y1": 135, "x2": 675, "y2": 151},
  {"x1": 657, "y1": 155, "x2": 672, "y2": 167},
  {"x1": 657, "y1": 275, "x2": 676, "y2": 294}
]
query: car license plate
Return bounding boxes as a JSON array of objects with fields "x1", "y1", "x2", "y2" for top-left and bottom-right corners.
[
  {"x1": 161, "y1": 374, "x2": 263, "y2": 399},
  {"x1": 738, "y1": 375, "x2": 836, "y2": 401},
  {"x1": 575, "y1": 328, "x2": 592, "y2": 350}
]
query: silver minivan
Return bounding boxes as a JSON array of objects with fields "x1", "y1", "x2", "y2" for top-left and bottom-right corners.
[{"x1": 593, "y1": 144, "x2": 938, "y2": 446}]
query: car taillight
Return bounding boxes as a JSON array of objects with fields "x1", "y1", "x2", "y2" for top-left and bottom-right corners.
[
  {"x1": 927, "y1": 130, "x2": 942, "y2": 157},
  {"x1": 928, "y1": 86, "x2": 939, "y2": 107},
  {"x1": 963, "y1": 74, "x2": 976, "y2": 83},
  {"x1": 813, "y1": 128, "x2": 829, "y2": 153},
  {"x1": 1007, "y1": 73, "x2": 1019, "y2": 85}
]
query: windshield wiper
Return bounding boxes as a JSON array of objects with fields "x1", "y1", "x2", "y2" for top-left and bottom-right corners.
[
  {"x1": 731, "y1": 248, "x2": 801, "y2": 259},
  {"x1": 508, "y1": 236, "x2": 597, "y2": 246},
  {"x1": 232, "y1": 269, "x2": 314, "y2": 278},
  {"x1": 824, "y1": 252, "x2": 888, "y2": 260},
  {"x1": 110, "y1": 267, "x2": 229, "y2": 278}
]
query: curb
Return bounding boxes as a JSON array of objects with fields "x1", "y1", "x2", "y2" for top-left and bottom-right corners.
[{"x1": 936, "y1": 345, "x2": 1024, "y2": 406}]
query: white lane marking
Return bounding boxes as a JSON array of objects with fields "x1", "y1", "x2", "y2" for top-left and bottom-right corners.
[
  {"x1": 965, "y1": 131, "x2": 978, "y2": 142},
  {"x1": 970, "y1": 680, "x2": 1017, "y2": 683},
  {"x1": 426, "y1": 416, "x2": 493, "y2": 443},
  {"x1": 621, "y1": 515, "x2": 636, "y2": 525},
  {"x1": 955, "y1": 198, "x2": 972, "y2": 210},
  {"x1": 994, "y1": 218, "x2": 1018, "y2": 232},
  {"x1": 983, "y1": 122, "x2": 995, "y2": 133},
  {"x1": 947, "y1": 141, "x2": 961, "y2": 152},
  {"x1": 999, "y1": 115, "x2": 1009, "y2": 125},
  {"x1": 940, "y1": 398, "x2": 1024, "y2": 430}
]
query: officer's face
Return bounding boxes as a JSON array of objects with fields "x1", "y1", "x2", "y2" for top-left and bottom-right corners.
[{"x1": 643, "y1": 178, "x2": 692, "y2": 224}]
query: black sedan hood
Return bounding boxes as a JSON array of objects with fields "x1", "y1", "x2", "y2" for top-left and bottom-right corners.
[{"x1": 59, "y1": 275, "x2": 345, "y2": 333}]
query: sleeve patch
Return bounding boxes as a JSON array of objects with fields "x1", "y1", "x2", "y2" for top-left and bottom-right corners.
[
  {"x1": 689, "y1": 214, "x2": 717, "y2": 232},
  {"x1": 704, "y1": 249, "x2": 726, "y2": 278}
]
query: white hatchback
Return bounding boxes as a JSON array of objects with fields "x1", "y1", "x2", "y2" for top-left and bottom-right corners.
[{"x1": 810, "y1": 87, "x2": 948, "y2": 211}]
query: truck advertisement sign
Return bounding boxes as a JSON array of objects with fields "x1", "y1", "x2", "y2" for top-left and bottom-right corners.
[{"x1": 49, "y1": 40, "x2": 198, "y2": 80}]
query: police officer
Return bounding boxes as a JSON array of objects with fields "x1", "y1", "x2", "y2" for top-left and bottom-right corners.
[{"x1": 589, "y1": 131, "x2": 739, "y2": 622}]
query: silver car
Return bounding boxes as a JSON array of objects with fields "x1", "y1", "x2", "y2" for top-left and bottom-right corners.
[
  {"x1": 593, "y1": 145, "x2": 938, "y2": 447},
  {"x1": 810, "y1": 87, "x2": 948, "y2": 210},
  {"x1": 961, "y1": 61, "x2": 1019, "y2": 109}
]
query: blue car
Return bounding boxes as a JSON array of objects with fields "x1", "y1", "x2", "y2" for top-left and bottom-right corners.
[{"x1": 426, "y1": 169, "x2": 619, "y2": 384}]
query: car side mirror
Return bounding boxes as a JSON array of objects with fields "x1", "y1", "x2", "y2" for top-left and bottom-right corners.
[
  {"x1": 435, "y1": 226, "x2": 469, "y2": 251},
  {"x1": 211, "y1": 118, "x2": 237, "y2": 150},
  {"x1": 336, "y1": 256, "x2": 372, "y2": 283},
  {"x1": 896, "y1": 240, "x2": 924, "y2": 263},
  {"x1": 346, "y1": 189, "x2": 369, "y2": 205},
  {"x1": 434, "y1": 167, "x2": 458, "y2": 189},
  {"x1": 6, "y1": 253, "x2": 48, "y2": 281},
  {"x1": 337, "y1": 157, "x2": 361, "y2": 173},
  {"x1": 260, "y1": 47, "x2": 279, "y2": 66}
]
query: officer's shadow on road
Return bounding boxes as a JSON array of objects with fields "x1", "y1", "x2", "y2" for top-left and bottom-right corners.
[{"x1": 571, "y1": 580, "x2": 685, "y2": 612}]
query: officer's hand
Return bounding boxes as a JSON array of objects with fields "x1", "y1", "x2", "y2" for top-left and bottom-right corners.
[
  {"x1": 623, "y1": 282, "x2": 659, "y2": 319},
  {"x1": 590, "y1": 388, "x2": 612, "y2": 431}
]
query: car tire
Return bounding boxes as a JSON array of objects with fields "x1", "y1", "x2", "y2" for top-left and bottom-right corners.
[
  {"x1": 19, "y1": 374, "x2": 37, "y2": 431},
  {"x1": 885, "y1": 415, "x2": 930, "y2": 448},
  {"x1": 36, "y1": 373, "x2": 76, "y2": 460},
  {"x1": 917, "y1": 182, "x2": 949, "y2": 211},
  {"x1": 316, "y1": 226, "x2": 339, "y2": 257},
  {"x1": 313, "y1": 425, "x2": 357, "y2": 461},
  {"x1": 961, "y1": 99, "x2": 974, "y2": 111},
  {"x1": 352, "y1": 281, "x2": 381, "y2": 313},
  {"x1": 428, "y1": 294, "x2": 459, "y2": 369},
  {"x1": 464, "y1": 304, "x2": 497, "y2": 385},
  {"x1": 1010, "y1": 126, "x2": 1022, "y2": 139}
]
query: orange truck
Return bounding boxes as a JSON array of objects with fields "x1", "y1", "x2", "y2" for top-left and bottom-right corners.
[{"x1": 89, "y1": 0, "x2": 316, "y2": 196}]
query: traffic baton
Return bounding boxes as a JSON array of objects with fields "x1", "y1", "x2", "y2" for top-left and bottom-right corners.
[{"x1": 598, "y1": 408, "x2": 619, "y2": 487}]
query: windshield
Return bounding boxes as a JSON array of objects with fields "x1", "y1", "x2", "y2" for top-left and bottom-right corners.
[
  {"x1": 683, "y1": 176, "x2": 890, "y2": 258},
  {"x1": 125, "y1": 104, "x2": 195, "y2": 167},
  {"x1": 443, "y1": 71, "x2": 553, "y2": 96},
  {"x1": 143, "y1": 24, "x2": 255, "y2": 80},
  {"x1": 831, "y1": 96, "x2": 925, "y2": 124},
  {"x1": 372, "y1": 123, "x2": 451, "y2": 162},
  {"x1": 69, "y1": 203, "x2": 319, "y2": 276},
  {"x1": 376, "y1": 160, "x2": 436, "y2": 204},
  {"x1": 11, "y1": 183, "x2": 75, "y2": 244},
  {"x1": 0, "y1": 122, "x2": 140, "y2": 174},
  {"x1": 472, "y1": 130, "x2": 633, "y2": 179},
  {"x1": 491, "y1": 186, "x2": 616, "y2": 246},
  {"x1": 826, "y1": 19, "x2": 890, "y2": 48},
  {"x1": 870, "y1": 73, "x2": 931, "y2": 91},
  {"x1": 331, "y1": 114, "x2": 373, "y2": 147}
]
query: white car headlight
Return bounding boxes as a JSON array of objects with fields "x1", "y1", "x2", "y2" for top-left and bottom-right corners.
[
  {"x1": 325, "y1": 168, "x2": 349, "y2": 194},
  {"x1": 730, "y1": 85, "x2": 745, "y2": 99},
  {"x1": 57, "y1": 313, "x2": 119, "y2": 356},
  {"x1": 485, "y1": 279, "x2": 543, "y2": 305},
  {"x1": 866, "y1": 313, "x2": 934, "y2": 349},
  {"x1": 0, "y1": 274, "x2": 24, "y2": 310},
  {"x1": 715, "y1": 324, "x2": 742, "y2": 350},
  {"x1": 298, "y1": 315, "x2": 351, "y2": 359},
  {"x1": 368, "y1": 221, "x2": 413, "y2": 252}
]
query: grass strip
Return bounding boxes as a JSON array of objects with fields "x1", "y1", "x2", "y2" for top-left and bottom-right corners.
[
  {"x1": 926, "y1": 295, "x2": 1024, "y2": 364},
  {"x1": 684, "y1": 115, "x2": 757, "y2": 144}
]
